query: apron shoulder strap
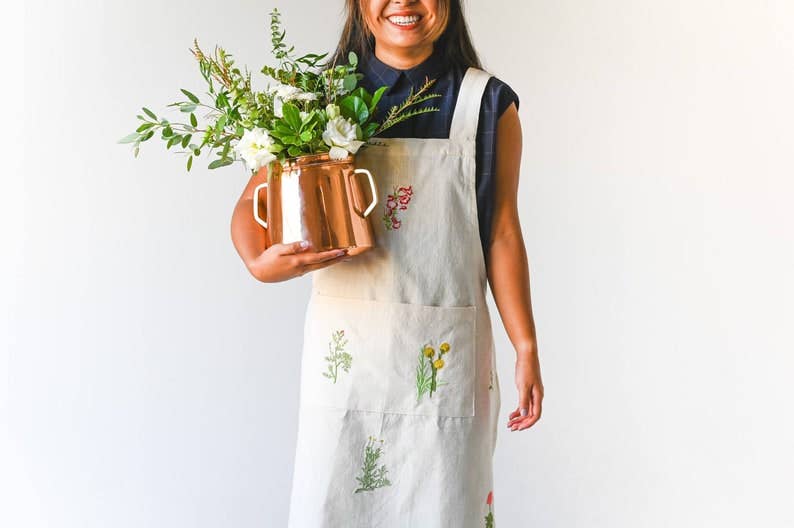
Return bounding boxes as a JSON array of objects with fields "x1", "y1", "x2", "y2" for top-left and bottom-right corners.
[{"x1": 449, "y1": 66, "x2": 493, "y2": 145}]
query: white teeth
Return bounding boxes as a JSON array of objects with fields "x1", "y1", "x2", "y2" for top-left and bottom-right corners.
[{"x1": 388, "y1": 15, "x2": 420, "y2": 25}]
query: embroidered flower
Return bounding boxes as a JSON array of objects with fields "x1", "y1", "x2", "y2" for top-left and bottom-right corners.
[
  {"x1": 382, "y1": 184, "x2": 413, "y2": 230},
  {"x1": 485, "y1": 490, "x2": 495, "y2": 527},
  {"x1": 416, "y1": 341, "x2": 452, "y2": 402},
  {"x1": 397, "y1": 186, "x2": 413, "y2": 209},
  {"x1": 354, "y1": 436, "x2": 392, "y2": 493}
]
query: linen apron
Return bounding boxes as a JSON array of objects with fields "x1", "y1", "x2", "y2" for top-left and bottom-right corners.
[{"x1": 287, "y1": 67, "x2": 501, "y2": 528}]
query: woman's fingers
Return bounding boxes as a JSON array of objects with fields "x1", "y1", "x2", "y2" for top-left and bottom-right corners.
[
  {"x1": 301, "y1": 251, "x2": 351, "y2": 272},
  {"x1": 507, "y1": 384, "x2": 543, "y2": 431},
  {"x1": 278, "y1": 240, "x2": 312, "y2": 255},
  {"x1": 296, "y1": 247, "x2": 349, "y2": 265}
]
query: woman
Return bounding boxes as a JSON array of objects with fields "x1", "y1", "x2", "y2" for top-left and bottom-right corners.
[{"x1": 230, "y1": 1, "x2": 543, "y2": 525}]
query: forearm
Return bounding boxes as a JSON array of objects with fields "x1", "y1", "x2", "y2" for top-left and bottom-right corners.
[
  {"x1": 486, "y1": 224, "x2": 538, "y2": 362},
  {"x1": 230, "y1": 164, "x2": 272, "y2": 273},
  {"x1": 230, "y1": 196, "x2": 268, "y2": 272}
]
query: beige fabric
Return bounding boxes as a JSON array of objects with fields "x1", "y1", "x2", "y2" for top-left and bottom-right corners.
[{"x1": 288, "y1": 67, "x2": 501, "y2": 528}]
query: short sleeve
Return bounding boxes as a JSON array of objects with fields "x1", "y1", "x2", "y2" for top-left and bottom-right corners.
[
  {"x1": 474, "y1": 74, "x2": 520, "y2": 270},
  {"x1": 489, "y1": 76, "x2": 520, "y2": 120}
]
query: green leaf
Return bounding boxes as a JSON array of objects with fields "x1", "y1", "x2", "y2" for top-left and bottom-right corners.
[
  {"x1": 136, "y1": 122, "x2": 154, "y2": 133},
  {"x1": 180, "y1": 103, "x2": 197, "y2": 113},
  {"x1": 363, "y1": 121, "x2": 379, "y2": 139},
  {"x1": 181, "y1": 134, "x2": 192, "y2": 148},
  {"x1": 190, "y1": 113, "x2": 198, "y2": 127},
  {"x1": 180, "y1": 88, "x2": 199, "y2": 103},
  {"x1": 348, "y1": 51, "x2": 358, "y2": 66},
  {"x1": 369, "y1": 86, "x2": 388, "y2": 113},
  {"x1": 186, "y1": 156, "x2": 193, "y2": 172},
  {"x1": 287, "y1": 145, "x2": 302, "y2": 156},
  {"x1": 167, "y1": 135, "x2": 181, "y2": 149},
  {"x1": 142, "y1": 107, "x2": 157, "y2": 120},
  {"x1": 215, "y1": 115, "x2": 227, "y2": 132},
  {"x1": 215, "y1": 91, "x2": 229, "y2": 109},
  {"x1": 299, "y1": 130, "x2": 313, "y2": 142},
  {"x1": 339, "y1": 96, "x2": 369, "y2": 124},
  {"x1": 140, "y1": 130, "x2": 155, "y2": 142},
  {"x1": 208, "y1": 158, "x2": 234, "y2": 169},
  {"x1": 281, "y1": 102, "x2": 302, "y2": 131},
  {"x1": 118, "y1": 132, "x2": 140, "y2": 144},
  {"x1": 342, "y1": 74, "x2": 357, "y2": 92}
]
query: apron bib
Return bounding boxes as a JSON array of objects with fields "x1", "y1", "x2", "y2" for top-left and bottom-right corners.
[{"x1": 287, "y1": 67, "x2": 501, "y2": 528}]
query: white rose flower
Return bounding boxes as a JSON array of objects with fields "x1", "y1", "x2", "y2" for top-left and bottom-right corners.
[
  {"x1": 322, "y1": 116, "x2": 365, "y2": 160},
  {"x1": 234, "y1": 127, "x2": 277, "y2": 172},
  {"x1": 267, "y1": 82, "x2": 318, "y2": 118},
  {"x1": 267, "y1": 82, "x2": 317, "y2": 101}
]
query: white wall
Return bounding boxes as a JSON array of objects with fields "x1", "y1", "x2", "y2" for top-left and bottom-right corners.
[{"x1": 6, "y1": 1, "x2": 793, "y2": 526}]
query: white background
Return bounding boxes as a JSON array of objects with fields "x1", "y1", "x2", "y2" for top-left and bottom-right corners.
[{"x1": 4, "y1": 1, "x2": 793, "y2": 526}]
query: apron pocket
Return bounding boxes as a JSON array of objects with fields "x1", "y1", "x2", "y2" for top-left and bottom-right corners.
[{"x1": 301, "y1": 293, "x2": 477, "y2": 418}]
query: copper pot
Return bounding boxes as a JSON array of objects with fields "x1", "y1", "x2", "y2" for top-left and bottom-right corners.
[{"x1": 252, "y1": 152, "x2": 378, "y2": 256}]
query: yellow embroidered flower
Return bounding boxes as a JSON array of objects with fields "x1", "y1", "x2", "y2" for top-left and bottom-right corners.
[
  {"x1": 440, "y1": 342, "x2": 450, "y2": 354},
  {"x1": 433, "y1": 358, "x2": 445, "y2": 369},
  {"x1": 423, "y1": 346, "x2": 435, "y2": 358}
]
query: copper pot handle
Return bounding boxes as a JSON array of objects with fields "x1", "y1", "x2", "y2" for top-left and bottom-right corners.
[
  {"x1": 350, "y1": 168, "x2": 378, "y2": 217},
  {"x1": 253, "y1": 182, "x2": 268, "y2": 229}
]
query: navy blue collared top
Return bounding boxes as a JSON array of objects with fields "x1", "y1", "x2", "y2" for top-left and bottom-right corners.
[{"x1": 357, "y1": 46, "x2": 519, "y2": 271}]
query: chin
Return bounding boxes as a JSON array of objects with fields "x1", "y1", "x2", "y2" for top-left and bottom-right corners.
[{"x1": 381, "y1": 30, "x2": 433, "y2": 48}]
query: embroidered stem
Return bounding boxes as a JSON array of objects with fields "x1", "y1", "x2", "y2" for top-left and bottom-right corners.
[{"x1": 322, "y1": 329, "x2": 351, "y2": 383}]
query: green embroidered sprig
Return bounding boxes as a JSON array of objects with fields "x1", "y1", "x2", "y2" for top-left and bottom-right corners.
[
  {"x1": 322, "y1": 329, "x2": 352, "y2": 383},
  {"x1": 354, "y1": 436, "x2": 392, "y2": 493}
]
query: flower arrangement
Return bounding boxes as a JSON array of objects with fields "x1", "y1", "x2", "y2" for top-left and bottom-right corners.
[{"x1": 119, "y1": 8, "x2": 443, "y2": 175}]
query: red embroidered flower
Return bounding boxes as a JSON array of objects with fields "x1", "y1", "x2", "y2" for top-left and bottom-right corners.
[
  {"x1": 381, "y1": 183, "x2": 413, "y2": 230},
  {"x1": 486, "y1": 491, "x2": 493, "y2": 506}
]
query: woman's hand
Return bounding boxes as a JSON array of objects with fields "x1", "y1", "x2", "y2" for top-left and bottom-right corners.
[
  {"x1": 246, "y1": 240, "x2": 350, "y2": 283},
  {"x1": 507, "y1": 352, "x2": 544, "y2": 431}
]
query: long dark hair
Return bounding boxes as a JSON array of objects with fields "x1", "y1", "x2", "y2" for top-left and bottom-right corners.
[{"x1": 324, "y1": 0, "x2": 482, "y2": 71}]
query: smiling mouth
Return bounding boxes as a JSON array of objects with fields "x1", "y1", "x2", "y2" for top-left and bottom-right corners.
[{"x1": 387, "y1": 14, "x2": 422, "y2": 27}]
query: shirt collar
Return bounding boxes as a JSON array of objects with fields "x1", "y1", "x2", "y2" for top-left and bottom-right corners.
[{"x1": 360, "y1": 45, "x2": 447, "y2": 94}]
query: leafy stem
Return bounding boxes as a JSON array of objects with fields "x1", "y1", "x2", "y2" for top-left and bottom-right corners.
[{"x1": 375, "y1": 76, "x2": 442, "y2": 135}]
